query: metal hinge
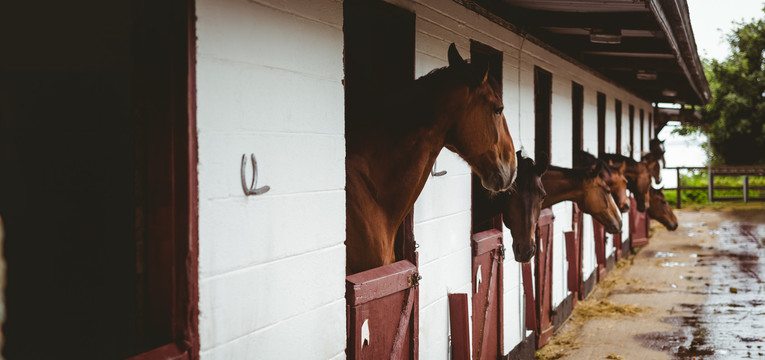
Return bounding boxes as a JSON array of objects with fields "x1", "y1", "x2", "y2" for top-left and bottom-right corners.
[
  {"x1": 408, "y1": 272, "x2": 422, "y2": 287},
  {"x1": 497, "y1": 245, "x2": 507, "y2": 261}
]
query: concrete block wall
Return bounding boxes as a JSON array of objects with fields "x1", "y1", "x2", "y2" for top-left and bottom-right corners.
[{"x1": 195, "y1": 0, "x2": 346, "y2": 358}]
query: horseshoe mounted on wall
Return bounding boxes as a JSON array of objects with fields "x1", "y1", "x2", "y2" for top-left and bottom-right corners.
[{"x1": 241, "y1": 153, "x2": 271, "y2": 196}]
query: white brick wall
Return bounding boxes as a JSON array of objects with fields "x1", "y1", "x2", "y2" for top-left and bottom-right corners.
[{"x1": 196, "y1": 0, "x2": 346, "y2": 358}]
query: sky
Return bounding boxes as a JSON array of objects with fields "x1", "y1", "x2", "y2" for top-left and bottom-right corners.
[
  {"x1": 687, "y1": 0, "x2": 765, "y2": 62},
  {"x1": 657, "y1": 1, "x2": 764, "y2": 186}
]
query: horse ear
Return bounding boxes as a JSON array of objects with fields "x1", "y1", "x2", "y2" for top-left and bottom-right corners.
[
  {"x1": 474, "y1": 61, "x2": 489, "y2": 86},
  {"x1": 588, "y1": 161, "x2": 603, "y2": 178},
  {"x1": 448, "y1": 43, "x2": 466, "y2": 67},
  {"x1": 619, "y1": 161, "x2": 627, "y2": 173},
  {"x1": 534, "y1": 159, "x2": 548, "y2": 176}
]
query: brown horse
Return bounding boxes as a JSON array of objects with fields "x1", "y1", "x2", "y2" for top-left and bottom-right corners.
[
  {"x1": 574, "y1": 151, "x2": 630, "y2": 212},
  {"x1": 476, "y1": 151, "x2": 547, "y2": 262},
  {"x1": 541, "y1": 162, "x2": 622, "y2": 234},
  {"x1": 346, "y1": 44, "x2": 517, "y2": 274},
  {"x1": 599, "y1": 153, "x2": 652, "y2": 212},
  {"x1": 647, "y1": 187, "x2": 678, "y2": 230},
  {"x1": 642, "y1": 152, "x2": 663, "y2": 184}
]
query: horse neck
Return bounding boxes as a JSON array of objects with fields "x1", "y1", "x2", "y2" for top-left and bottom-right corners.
[
  {"x1": 347, "y1": 91, "x2": 452, "y2": 228},
  {"x1": 541, "y1": 166, "x2": 585, "y2": 207}
]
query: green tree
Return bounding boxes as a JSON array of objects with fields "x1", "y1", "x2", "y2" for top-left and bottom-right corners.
[{"x1": 696, "y1": 9, "x2": 765, "y2": 165}]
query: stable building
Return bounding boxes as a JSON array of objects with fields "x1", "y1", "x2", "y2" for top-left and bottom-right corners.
[{"x1": 0, "y1": 0, "x2": 707, "y2": 359}]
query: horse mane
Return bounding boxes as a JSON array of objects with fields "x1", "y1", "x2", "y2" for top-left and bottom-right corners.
[
  {"x1": 600, "y1": 153, "x2": 639, "y2": 167},
  {"x1": 547, "y1": 165, "x2": 589, "y2": 179}
]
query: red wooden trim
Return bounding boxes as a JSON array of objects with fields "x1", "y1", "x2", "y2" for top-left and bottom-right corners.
[
  {"x1": 471, "y1": 229, "x2": 502, "y2": 256},
  {"x1": 538, "y1": 208, "x2": 554, "y2": 226},
  {"x1": 391, "y1": 288, "x2": 415, "y2": 359},
  {"x1": 126, "y1": 343, "x2": 189, "y2": 360},
  {"x1": 477, "y1": 256, "x2": 499, "y2": 360},
  {"x1": 521, "y1": 263, "x2": 537, "y2": 331},
  {"x1": 409, "y1": 251, "x2": 420, "y2": 360},
  {"x1": 346, "y1": 260, "x2": 416, "y2": 306},
  {"x1": 564, "y1": 231, "x2": 579, "y2": 305},
  {"x1": 613, "y1": 232, "x2": 622, "y2": 260},
  {"x1": 448, "y1": 294, "x2": 471, "y2": 360},
  {"x1": 592, "y1": 219, "x2": 607, "y2": 280},
  {"x1": 184, "y1": 0, "x2": 200, "y2": 357}
]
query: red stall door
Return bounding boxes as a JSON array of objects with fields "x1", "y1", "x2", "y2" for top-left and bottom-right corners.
[
  {"x1": 592, "y1": 219, "x2": 608, "y2": 281},
  {"x1": 346, "y1": 260, "x2": 419, "y2": 360},
  {"x1": 535, "y1": 208, "x2": 555, "y2": 347},
  {"x1": 565, "y1": 204, "x2": 583, "y2": 305},
  {"x1": 471, "y1": 229, "x2": 504, "y2": 360},
  {"x1": 630, "y1": 197, "x2": 650, "y2": 247}
]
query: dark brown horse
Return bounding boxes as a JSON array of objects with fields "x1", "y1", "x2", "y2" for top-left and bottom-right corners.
[
  {"x1": 599, "y1": 153, "x2": 652, "y2": 212},
  {"x1": 647, "y1": 187, "x2": 678, "y2": 230},
  {"x1": 574, "y1": 151, "x2": 630, "y2": 212},
  {"x1": 346, "y1": 44, "x2": 517, "y2": 274},
  {"x1": 541, "y1": 162, "x2": 622, "y2": 234},
  {"x1": 476, "y1": 151, "x2": 547, "y2": 262}
]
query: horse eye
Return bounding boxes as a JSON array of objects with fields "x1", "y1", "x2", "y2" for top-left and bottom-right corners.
[{"x1": 494, "y1": 107, "x2": 504, "y2": 115}]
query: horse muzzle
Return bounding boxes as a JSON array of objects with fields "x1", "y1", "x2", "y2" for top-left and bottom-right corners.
[{"x1": 513, "y1": 241, "x2": 535, "y2": 263}]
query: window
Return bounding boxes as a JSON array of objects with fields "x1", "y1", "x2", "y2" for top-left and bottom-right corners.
[
  {"x1": 629, "y1": 105, "x2": 635, "y2": 158},
  {"x1": 471, "y1": 41, "x2": 504, "y2": 233},
  {"x1": 535, "y1": 66, "x2": 552, "y2": 165},
  {"x1": 572, "y1": 82, "x2": 584, "y2": 162},
  {"x1": 640, "y1": 109, "x2": 645, "y2": 154},
  {"x1": 597, "y1": 92, "x2": 606, "y2": 156},
  {"x1": 615, "y1": 100, "x2": 622, "y2": 155}
]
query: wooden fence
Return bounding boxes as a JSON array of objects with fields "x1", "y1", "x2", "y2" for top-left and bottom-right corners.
[{"x1": 664, "y1": 166, "x2": 765, "y2": 208}]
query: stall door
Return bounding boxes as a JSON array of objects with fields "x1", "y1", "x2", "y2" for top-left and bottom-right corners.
[
  {"x1": 346, "y1": 261, "x2": 419, "y2": 359},
  {"x1": 565, "y1": 204, "x2": 584, "y2": 304},
  {"x1": 630, "y1": 197, "x2": 650, "y2": 247},
  {"x1": 344, "y1": 1, "x2": 417, "y2": 358},
  {"x1": 535, "y1": 208, "x2": 555, "y2": 347},
  {"x1": 592, "y1": 220, "x2": 608, "y2": 281},
  {"x1": 471, "y1": 230, "x2": 504, "y2": 360}
]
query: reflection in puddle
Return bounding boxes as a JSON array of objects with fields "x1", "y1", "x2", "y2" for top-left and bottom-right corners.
[
  {"x1": 661, "y1": 262, "x2": 692, "y2": 267},
  {"x1": 655, "y1": 251, "x2": 677, "y2": 258},
  {"x1": 637, "y1": 221, "x2": 765, "y2": 359}
]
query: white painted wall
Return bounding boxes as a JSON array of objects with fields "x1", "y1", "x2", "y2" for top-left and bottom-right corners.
[
  {"x1": 195, "y1": 0, "x2": 346, "y2": 358},
  {"x1": 193, "y1": 0, "x2": 654, "y2": 358}
]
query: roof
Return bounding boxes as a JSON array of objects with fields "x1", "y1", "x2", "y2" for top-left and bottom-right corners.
[{"x1": 462, "y1": 0, "x2": 710, "y2": 105}]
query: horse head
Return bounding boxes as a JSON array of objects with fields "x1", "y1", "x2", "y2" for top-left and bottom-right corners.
[
  {"x1": 647, "y1": 187, "x2": 678, "y2": 230},
  {"x1": 500, "y1": 151, "x2": 548, "y2": 263},
  {"x1": 642, "y1": 152, "x2": 663, "y2": 184},
  {"x1": 443, "y1": 43, "x2": 516, "y2": 192},
  {"x1": 580, "y1": 161, "x2": 622, "y2": 234},
  {"x1": 574, "y1": 151, "x2": 630, "y2": 213}
]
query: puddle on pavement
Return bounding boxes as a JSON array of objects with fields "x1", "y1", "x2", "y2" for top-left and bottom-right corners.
[{"x1": 636, "y1": 221, "x2": 765, "y2": 359}]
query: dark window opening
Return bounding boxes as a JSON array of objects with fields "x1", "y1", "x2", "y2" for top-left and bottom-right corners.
[
  {"x1": 471, "y1": 41, "x2": 504, "y2": 234},
  {"x1": 572, "y1": 82, "x2": 584, "y2": 163},
  {"x1": 597, "y1": 92, "x2": 606, "y2": 156},
  {"x1": 629, "y1": 105, "x2": 635, "y2": 158},
  {"x1": 639, "y1": 109, "x2": 645, "y2": 154},
  {"x1": 615, "y1": 99, "x2": 622, "y2": 155},
  {"x1": 344, "y1": 0, "x2": 416, "y2": 263},
  {"x1": 535, "y1": 66, "x2": 552, "y2": 166},
  {"x1": 0, "y1": 1, "x2": 198, "y2": 359}
]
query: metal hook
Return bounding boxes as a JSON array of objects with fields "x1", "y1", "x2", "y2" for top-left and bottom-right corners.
[
  {"x1": 241, "y1": 153, "x2": 270, "y2": 196},
  {"x1": 431, "y1": 159, "x2": 447, "y2": 177}
]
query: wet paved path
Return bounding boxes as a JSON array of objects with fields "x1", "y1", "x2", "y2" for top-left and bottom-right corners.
[{"x1": 540, "y1": 208, "x2": 765, "y2": 360}]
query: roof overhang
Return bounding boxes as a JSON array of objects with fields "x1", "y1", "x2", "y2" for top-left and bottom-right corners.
[{"x1": 460, "y1": 0, "x2": 710, "y2": 105}]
